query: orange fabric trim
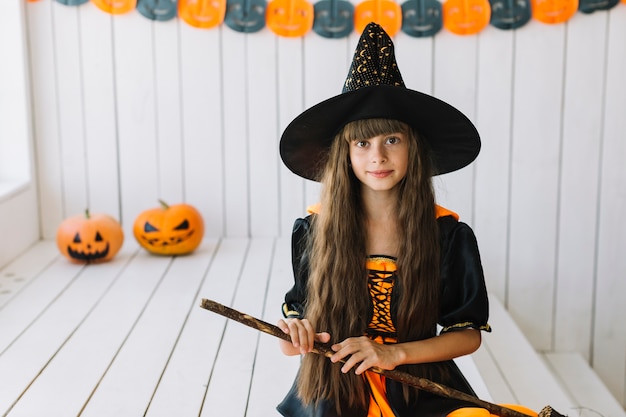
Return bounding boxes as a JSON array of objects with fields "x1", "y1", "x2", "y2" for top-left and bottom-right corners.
[{"x1": 306, "y1": 203, "x2": 459, "y2": 220}]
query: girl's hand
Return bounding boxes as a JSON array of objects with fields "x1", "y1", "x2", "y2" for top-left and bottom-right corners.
[
  {"x1": 277, "y1": 318, "x2": 331, "y2": 355},
  {"x1": 330, "y1": 336, "x2": 400, "y2": 375}
]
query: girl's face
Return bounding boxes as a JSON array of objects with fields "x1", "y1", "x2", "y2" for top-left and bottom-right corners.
[{"x1": 348, "y1": 131, "x2": 409, "y2": 193}]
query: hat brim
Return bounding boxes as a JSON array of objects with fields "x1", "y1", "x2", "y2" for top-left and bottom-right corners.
[{"x1": 280, "y1": 85, "x2": 480, "y2": 181}]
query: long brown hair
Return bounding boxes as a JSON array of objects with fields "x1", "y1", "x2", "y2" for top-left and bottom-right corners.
[{"x1": 297, "y1": 119, "x2": 441, "y2": 415}]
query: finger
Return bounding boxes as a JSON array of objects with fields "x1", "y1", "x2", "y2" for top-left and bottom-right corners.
[{"x1": 315, "y1": 332, "x2": 331, "y2": 344}]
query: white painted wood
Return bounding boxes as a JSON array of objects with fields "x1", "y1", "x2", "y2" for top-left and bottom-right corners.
[
  {"x1": 26, "y1": 0, "x2": 64, "y2": 239},
  {"x1": 52, "y1": 2, "x2": 89, "y2": 217},
  {"x1": 593, "y1": 5, "x2": 626, "y2": 407},
  {"x1": 277, "y1": 37, "x2": 307, "y2": 236},
  {"x1": 473, "y1": 27, "x2": 514, "y2": 299},
  {"x1": 200, "y1": 238, "x2": 276, "y2": 416},
  {"x1": 247, "y1": 237, "x2": 300, "y2": 416},
  {"x1": 507, "y1": 22, "x2": 565, "y2": 351},
  {"x1": 481, "y1": 294, "x2": 573, "y2": 413},
  {"x1": 179, "y1": 25, "x2": 225, "y2": 238},
  {"x1": 544, "y1": 352, "x2": 626, "y2": 417},
  {"x1": 0, "y1": 253, "x2": 84, "y2": 356},
  {"x1": 223, "y1": 29, "x2": 251, "y2": 237},
  {"x1": 144, "y1": 238, "x2": 249, "y2": 416},
  {"x1": 77, "y1": 240, "x2": 218, "y2": 417},
  {"x1": 394, "y1": 33, "x2": 434, "y2": 95},
  {"x1": 2, "y1": 245, "x2": 137, "y2": 417},
  {"x1": 153, "y1": 19, "x2": 185, "y2": 204},
  {"x1": 0, "y1": 186, "x2": 39, "y2": 270},
  {"x1": 0, "y1": 240, "x2": 58, "y2": 309},
  {"x1": 249, "y1": 30, "x2": 281, "y2": 237},
  {"x1": 471, "y1": 343, "x2": 517, "y2": 404},
  {"x1": 79, "y1": 3, "x2": 122, "y2": 218},
  {"x1": 113, "y1": 14, "x2": 160, "y2": 233},
  {"x1": 432, "y1": 31, "x2": 479, "y2": 221},
  {"x1": 553, "y1": 13, "x2": 607, "y2": 358}
]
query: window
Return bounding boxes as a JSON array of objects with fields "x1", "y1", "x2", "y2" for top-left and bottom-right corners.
[{"x1": 0, "y1": 0, "x2": 32, "y2": 202}]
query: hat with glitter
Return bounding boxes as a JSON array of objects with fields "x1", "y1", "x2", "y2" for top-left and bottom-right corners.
[{"x1": 279, "y1": 22, "x2": 481, "y2": 181}]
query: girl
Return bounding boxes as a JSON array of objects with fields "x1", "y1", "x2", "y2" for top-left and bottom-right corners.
[{"x1": 276, "y1": 23, "x2": 532, "y2": 417}]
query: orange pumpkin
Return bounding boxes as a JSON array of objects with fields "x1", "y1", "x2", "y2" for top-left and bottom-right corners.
[
  {"x1": 133, "y1": 200, "x2": 205, "y2": 255},
  {"x1": 442, "y1": 0, "x2": 491, "y2": 35},
  {"x1": 56, "y1": 209, "x2": 124, "y2": 264}
]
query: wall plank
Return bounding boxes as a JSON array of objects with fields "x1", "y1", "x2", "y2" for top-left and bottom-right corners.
[
  {"x1": 554, "y1": 13, "x2": 607, "y2": 357},
  {"x1": 507, "y1": 22, "x2": 565, "y2": 351},
  {"x1": 593, "y1": 6, "x2": 626, "y2": 406},
  {"x1": 474, "y1": 27, "x2": 514, "y2": 299}
]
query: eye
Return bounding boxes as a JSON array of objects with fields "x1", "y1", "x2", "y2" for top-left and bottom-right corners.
[
  {"x1": 354, "y1": 140, "x2": 368, "y2": 148},
  {"x1": 385, "y1": 135, "x2": 400, "y2": 145},
  {"x1": 144, "y1": 222, "x2": 159, "y2": 233},
  {"x1": 174, "y1": 219, "x2": 190, "y2": 231},
  {"x1": 95, "y1": 232, "x2": 103, "y2": 242}
]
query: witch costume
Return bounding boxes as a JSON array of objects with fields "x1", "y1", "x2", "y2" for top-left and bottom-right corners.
[{"x1": 277, "y1": 22, "x2": 493, "y2": 417}]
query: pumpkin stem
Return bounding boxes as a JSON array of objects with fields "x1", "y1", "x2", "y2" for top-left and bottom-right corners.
[
  {"x1": 85, "y1": 209, "x2": 90, "y2": 219},
  {"x1": 158, "y1": 199, "x2": 170, "y2": 210}
]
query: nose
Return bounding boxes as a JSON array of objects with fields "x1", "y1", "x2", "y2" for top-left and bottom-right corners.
[{"x1": 371, "y1": 143, "x2": 387, "y2": 164}]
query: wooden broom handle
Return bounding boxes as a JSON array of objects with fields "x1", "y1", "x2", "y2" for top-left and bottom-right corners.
[{"x1": 199, "y1": 298, "x2": 563, "y2": 417}]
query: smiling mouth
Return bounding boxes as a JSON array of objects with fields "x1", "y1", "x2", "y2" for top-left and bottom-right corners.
[{"x1": 369, "y1": 170, "x2": 393, "y2": 178}]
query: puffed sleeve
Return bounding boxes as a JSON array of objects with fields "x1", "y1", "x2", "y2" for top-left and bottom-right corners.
[
  {"x1": 281, "y1": 216, "x2": 312, "y2": 319},
  {"x1": 438, "y1": 215, "x2": 492, "y2": 334}
]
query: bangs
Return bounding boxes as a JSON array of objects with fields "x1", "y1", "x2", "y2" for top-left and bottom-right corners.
[{"x1": 342, "y1": 118, "x2": 408, "y2": 142}]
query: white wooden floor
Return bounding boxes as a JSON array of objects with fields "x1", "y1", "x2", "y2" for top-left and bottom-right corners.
[{"x1": 1, "y1": 238, "x2": 623, "y2": 417}]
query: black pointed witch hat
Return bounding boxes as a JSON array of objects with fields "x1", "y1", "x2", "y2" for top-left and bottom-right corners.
[{"x1": 279, "y1": 22, "x2": 480, "y2": 182}]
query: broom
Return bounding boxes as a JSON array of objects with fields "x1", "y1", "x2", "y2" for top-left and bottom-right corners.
[{"x1": 199, "y1": 298, "x2": 566, "y2": 417}]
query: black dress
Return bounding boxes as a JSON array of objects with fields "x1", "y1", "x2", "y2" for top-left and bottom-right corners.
[{"x1": 277, "y1": 211, "x2": 492, "y2": 417}]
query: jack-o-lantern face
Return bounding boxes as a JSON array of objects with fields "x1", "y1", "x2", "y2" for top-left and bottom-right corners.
[
  {"x1": 225, "y1": 0, "x2": 267, "y2": 33},
  {"x1": 91, "y1": 0, "x2": 137, "y2": 14},
  {"x1": 266, "y1": 0, "x2": 314, "y2": 37},
  {"x1": 137, "y1": 0, "x2": 178, "y2": 21},
  {"x1": 354, "y1": 0, "x2": 402, "y2": 37},
  {"x1": 489, "y1": 0, "x2": 531, "y2": 29},
  {"x1": 443, "y1": 0, "x2": 491, "y2": 35},
  {"x1": 57, "y1": 210, "x2": 124, "y2": 264},
  {"x1": 577, "y1": 0, "x2": 618, "y2": 13},
  {"x1": 531, "y1": 0, "x2": 578, "y2": 23},
  {"x1": 179, "y1": 0, "x2": 227, "y2": 29},
  {"x1": 401, "y1": 0, "x2": 443, "y2": 38},
  {"x1": 133, "y1": 200, "x2": 205, "y2": 256},
  {"x1": 313, "y1": 0, "x2": 354, "y2": 39}
]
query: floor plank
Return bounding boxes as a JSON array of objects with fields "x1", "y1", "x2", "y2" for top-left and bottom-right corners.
[{"x1": 144, "y1": 238, "x2": 250, "y2": 417}]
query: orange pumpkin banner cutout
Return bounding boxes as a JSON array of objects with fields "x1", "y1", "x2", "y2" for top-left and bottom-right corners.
[
  {"x1": 91, "y1": 0, "x2": 137, "y2": 14},
  {"x1": 57, "y1": 209, "x2": 124, "y2": 264},
  {"x1": 354, "y1": 0, "x2": 402, "y2": 37},
  {"x1": 179, "y1": 0, "x2": 228, "y2": 29},
  {"x1": 531, "y1": 0, "x2": 578, "y2": 23},
  {"x1": 266, "y1": 0, "x2": 314, "y2": 37},
  {"x1": 133, "y1": 200, "x2": 205, "y2": 256},
  {"x1": 443, "y1": 0, "x2": 491, "y2": 35}
]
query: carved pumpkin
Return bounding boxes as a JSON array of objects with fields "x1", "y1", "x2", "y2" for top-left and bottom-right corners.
[
  {"x1": 313, "y1": 0, "x2": 354, "y2": 39},
  {"x1": 133, "y1": 200, "x2": 205, "y2": 256},
  {"x1": 442, "y1": 0, "x2": 491, "y2": 35},
  {"x1": 56, "y1": 210, "x2": 124, "y2": 264}
]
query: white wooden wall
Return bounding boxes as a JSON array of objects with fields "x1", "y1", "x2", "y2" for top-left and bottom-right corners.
[{"x1": 18, "y1": 0, "x2": 626, "y2": 409}]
